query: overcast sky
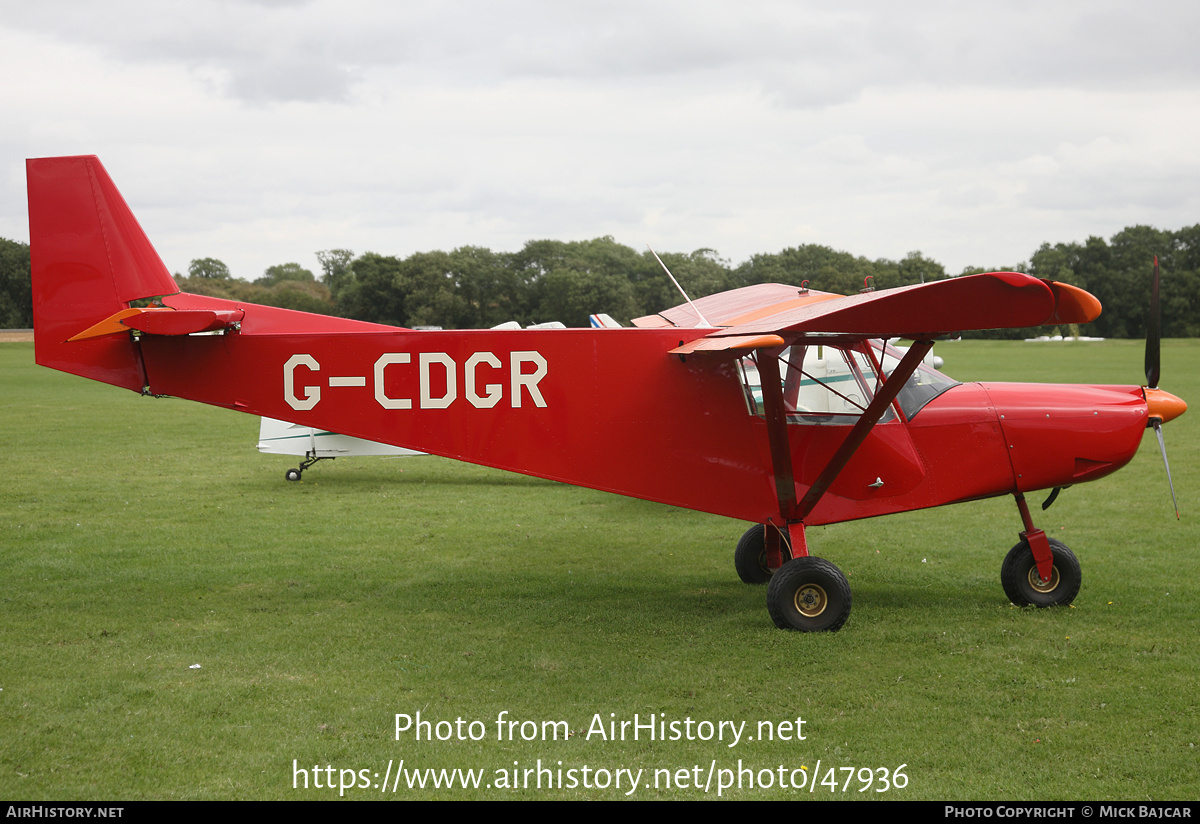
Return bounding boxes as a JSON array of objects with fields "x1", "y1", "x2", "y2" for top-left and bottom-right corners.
[{"x1": 2, "y1": 0, "x2": 1198, "y2": 282}]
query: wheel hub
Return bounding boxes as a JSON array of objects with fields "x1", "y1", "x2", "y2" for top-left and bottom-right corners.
[
  {"x1": 1027, "y1": 565, "x2": 1059, "y2": 594},
  {"x1": 794, "y1": 583, "x2": 828, "y2": 617}
]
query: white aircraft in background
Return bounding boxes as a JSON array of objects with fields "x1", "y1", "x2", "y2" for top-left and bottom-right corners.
[{"x1": 257, "y1": 417, "x2": 423, "y2": 481}]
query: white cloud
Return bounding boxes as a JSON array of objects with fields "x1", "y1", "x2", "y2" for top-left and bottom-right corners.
[{"x1": 2, "y1": 0, "x2": 1198, "y2": 281}]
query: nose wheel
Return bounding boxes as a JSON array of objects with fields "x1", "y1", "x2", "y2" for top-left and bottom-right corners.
[{"x1": 1000, "y1": 538, "x2": 1081, "y2": 607}]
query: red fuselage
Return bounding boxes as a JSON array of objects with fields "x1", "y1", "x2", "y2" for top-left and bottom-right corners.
[{"x1": 131, "y1": 326, "x2": 1162, "y2": 528}]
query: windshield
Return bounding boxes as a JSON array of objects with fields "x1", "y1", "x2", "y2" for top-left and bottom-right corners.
[
  {"x1": 878, "y1": 342, "x2": 959, "y2": 419},
  {"x1": 736, "y1": 341, "x2": 958, "y2": 423}
]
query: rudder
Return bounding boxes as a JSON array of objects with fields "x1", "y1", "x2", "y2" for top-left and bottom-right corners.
[{"x1": 27, "y1": 155, "x2": 181, "y2": 392}]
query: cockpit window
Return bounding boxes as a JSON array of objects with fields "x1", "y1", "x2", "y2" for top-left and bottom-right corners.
[
  {"x1": 878, "y1": 342, "x2": 959, "y2": 419},
  {"x1": 736, "y1": 341, "x2": 958, "y2": 424},
  {"x1": 737, "y1": 344, "x2": 895, "y2": 425}
]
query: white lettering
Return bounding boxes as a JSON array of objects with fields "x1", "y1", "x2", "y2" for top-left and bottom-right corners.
[
  {"x1": 586, "y1": 713, "x2": 608, "y2": 741},
  {"x1": 374, "y1": 353, "x2": 412, "y2": 409},
  {"x1": 419, "y1": 353, "x2": 457, "y2": 409},
  {"x1": 290, "y1": 350, "x2": 549, "y2": 413},
  {"x1": 511, "y1": 351, "x2": 548, "y2": 408},
  {"x1": 466, "y1": 352, "x2": 502, "y2": 408},
  {"x1": 284, "y1": 354, "x2": 320, "y2": 411}
]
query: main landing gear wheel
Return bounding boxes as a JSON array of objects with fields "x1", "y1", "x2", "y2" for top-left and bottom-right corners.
[
  {"x1": 734, "y1": 525, "x2": 792, "y2": 584},
  {"x1": 1000, "y1": 538, "x2": 1081, "y2": 607},
  {"x1": 285, "y1": 468, "x2": 303, "y2": 482},
  {"x1": 767, "y1": 557, "x2": 852, "y2": 632}
]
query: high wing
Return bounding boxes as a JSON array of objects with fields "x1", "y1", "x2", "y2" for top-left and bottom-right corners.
[
  {"x1": 634, "y1": 274, "x2": 1101, "y2": 548},
  {"x1": 633, "y1": 277, "x2": 1100, "y2": 354}
]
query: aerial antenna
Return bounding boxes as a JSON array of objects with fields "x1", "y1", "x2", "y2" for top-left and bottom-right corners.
[{"x1": 647, "y1": 244, "x2": 715, "y2": 328}]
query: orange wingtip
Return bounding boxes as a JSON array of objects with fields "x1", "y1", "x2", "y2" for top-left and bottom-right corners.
[
  {"x1": 1045, "y1": 281, "x2": 1102, "y2": 324},
  {"x1": 67, "y1": 307, "x2": 173, "y2": 341}
]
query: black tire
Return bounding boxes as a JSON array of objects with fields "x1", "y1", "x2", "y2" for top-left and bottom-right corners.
[
  {"x1": 1000, "y1": 538, "x2": 1081, "y2": 607},
  {"x1": 285, "y1": 468, "x2": 302, "y2": 482},
  {"x1": 734, "y1": 525, "x2": 793, "y2": 585},
  {"x1": 767, "y1": 557, "x2": 852, "y2": 632}
]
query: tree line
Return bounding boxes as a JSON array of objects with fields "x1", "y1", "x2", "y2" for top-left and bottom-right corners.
[{"x1": 2, "y1": 225, "x2": 1197, "y2": 338}]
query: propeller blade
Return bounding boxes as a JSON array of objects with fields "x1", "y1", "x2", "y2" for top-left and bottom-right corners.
[
  {"x1": 1144, "y1": 260, "x2": 1181, "y2": 518},
  {"x1": 1145, "y1": 256, "x2": 1161, "y2": 389},
  {"x1": 1153, "y1": 421, "x2": 1180, "y2": 520}
]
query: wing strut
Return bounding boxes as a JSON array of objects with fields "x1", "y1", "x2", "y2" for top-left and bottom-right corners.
[
  {"x1": 757, "y1": 350, "x2": 799, "y2": 520},
  {"x1": 757, "y1": 340, "x2": 934, "y2": 534},
  {"x1": 795, "y1": 341, "x2": 932, "y2": 520}
]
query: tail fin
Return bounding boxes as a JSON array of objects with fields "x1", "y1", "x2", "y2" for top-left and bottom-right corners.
[{"x1": 27, "y1": 155, "x2": 181, "y2": 392}]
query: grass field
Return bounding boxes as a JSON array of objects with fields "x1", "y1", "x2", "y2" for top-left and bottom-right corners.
[{"x1": 2, "y1": 339, "x2": 1197, "y2": 800}]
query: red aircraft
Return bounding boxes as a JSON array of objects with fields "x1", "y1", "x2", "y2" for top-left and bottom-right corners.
[{"x1": 26, "y1": 155, "x2": 1187, "y2": 631}]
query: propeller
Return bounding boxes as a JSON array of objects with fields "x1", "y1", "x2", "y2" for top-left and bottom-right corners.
[
  {"x1": 1146, "y1": 257, "x2": 1161, "y2": 388},
  {"x1": 1144, "y1": 256, "x2": 1181, "y2": 519}
]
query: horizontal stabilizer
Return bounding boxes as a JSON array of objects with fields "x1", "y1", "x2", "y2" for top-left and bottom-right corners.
[
  {"x1": 124, "y1": 308, "x2": 244, "y2": 336},
  {"x1": 68, "y1": 307, "x2": 245, "y2": 340}
]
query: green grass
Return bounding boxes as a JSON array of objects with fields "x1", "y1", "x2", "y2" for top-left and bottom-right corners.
[{"x1": 2, "y1": 340, "x2": 1197, "y2": 800}]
